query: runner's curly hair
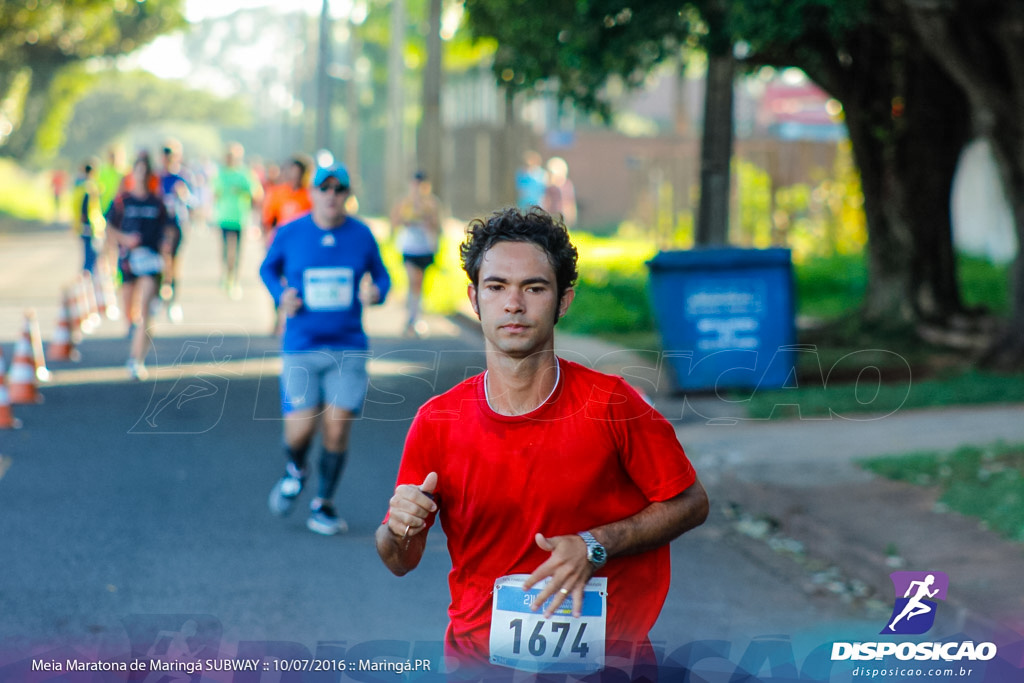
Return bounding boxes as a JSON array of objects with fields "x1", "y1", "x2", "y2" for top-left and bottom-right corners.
[{"x1": 460, "y1": 206, "x2": 579, "y2": 305}]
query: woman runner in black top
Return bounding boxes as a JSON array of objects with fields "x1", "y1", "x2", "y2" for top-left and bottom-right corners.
[{"x1": 104, "y1": 152, "x2": 174, "y2": 380}]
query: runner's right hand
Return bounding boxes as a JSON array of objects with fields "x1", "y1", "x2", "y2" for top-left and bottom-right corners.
[
  {"x1": 279, "y1": 287, "x2": 303, "y2": 316},
  {"x1": 387, "y1": 472, "x2": 438, "y2": 539}
]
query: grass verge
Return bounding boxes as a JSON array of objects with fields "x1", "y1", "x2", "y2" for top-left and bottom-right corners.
[
  {"x1": 744, "y1": 367, "x2": 1024, "y2": 420},
  {"x1": 860, "y1": 443, "x2": 1024, "y2": 542},
  {"x1": 0, "y1": 159, "x2": 59, "y2": 222}
]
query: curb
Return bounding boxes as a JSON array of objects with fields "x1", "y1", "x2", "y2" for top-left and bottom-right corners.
[{"x1": 718, "y1": 470, "x2": 1024, "y2": 640}]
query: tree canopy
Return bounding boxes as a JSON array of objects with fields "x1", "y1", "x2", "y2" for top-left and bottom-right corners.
[
  {"x1": 0, "y1": 0, "x2": 186, "y2": 160},
  {"x1": 464, "y1": 0, "x2": 697, "y2": 120},
  {"x1": 463, "y1": 0, "x2": 1024, "y2": 366},
  {"x1": 60, "y1": 69, "x2": 250, "y2": 163}
]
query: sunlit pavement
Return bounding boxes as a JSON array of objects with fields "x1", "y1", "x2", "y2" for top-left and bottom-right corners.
[
  {"x1": 0, "y1": 219, "x2": 480, "y2": 653},
  {"x1": 0, "y1": 219, "x2": 462, "y2": 358}
]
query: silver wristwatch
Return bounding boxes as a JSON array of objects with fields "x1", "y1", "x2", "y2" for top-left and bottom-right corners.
[{"x1": 578, "y1": 531, "x2": 608, "y2": 569}]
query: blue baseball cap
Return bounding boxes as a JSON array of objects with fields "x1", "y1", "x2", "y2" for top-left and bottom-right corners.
[{"x1": 313, "y1": 163, "x2": 350, "y2": 189}]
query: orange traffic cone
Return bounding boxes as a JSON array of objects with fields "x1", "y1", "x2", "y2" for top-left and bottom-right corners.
[
  {"x1": 68, "y1": 278, "x2": 84, "y2": 335},
  {"x1": 8, "y1": 318, "x2": 41, "y2": 404},
  {"x1": 81, "y1": 272, "x2": 102, "y2": 332},
  {"x1": 48, "y1": 291, "x2": 79, "y2": 362},
  {"x1": 96, "y1": 261, "x2": 121, "y2": 321},
  {"x1": 93, "y1": 267, "x2": 109, "y2": 319},
  {"x1": 25, "y1": 309, "x2": 50, "y2": 382},
  {"x1": 0, "y1": 348, "x2": 22, "y2": 429},
  {"x1": 75, "y1": 274, "x2": 98, "y2": 334}
]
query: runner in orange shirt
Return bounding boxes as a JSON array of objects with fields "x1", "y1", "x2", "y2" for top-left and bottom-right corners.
[
  {"x1": 261, "y1": 154, "x2": 313, "y2": 248},
  {"x1": 261, "y1": 154, "x2": 314, "y2": 335}
]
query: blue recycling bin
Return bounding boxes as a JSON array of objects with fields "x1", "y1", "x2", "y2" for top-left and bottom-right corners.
[{"x1": 646, "y1": 247, "x2": 796, "y2": 392}]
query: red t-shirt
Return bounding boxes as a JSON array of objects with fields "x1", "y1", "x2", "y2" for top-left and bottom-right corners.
[{"x1": 394, "y1": 358, "x2": 697, "y2": 670}]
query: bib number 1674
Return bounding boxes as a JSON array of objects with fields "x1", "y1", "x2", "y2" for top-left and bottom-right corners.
[
  {"x1": 489, "y1": 575, "x2": 607, "y2": 674},
  {"x1": 509, "y1": 618, "x2": 589, "y2": 659}
]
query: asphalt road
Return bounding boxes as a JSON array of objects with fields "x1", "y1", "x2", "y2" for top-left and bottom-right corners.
[{"x1": 1, "y1": 220, "x2": 888, "y2": 680}]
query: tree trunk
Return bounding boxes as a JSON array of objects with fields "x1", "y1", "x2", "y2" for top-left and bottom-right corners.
[
  {"x1": 695, "y1": 50, "x2": 735, "y2": 245},
  {"x1": 501, "y1": 87, "x2": 518, "y2": 206},
  {"x1": 672, "y1": 53, "x2": 689, "y2": 137},
  {"x1": 843, "y1": 87, "x2": 915, "y2": 326},
  {"x1": 314, "y1": 0, "x2": 333, "y2": 153},
  {"x1": 385, "y1": 0, "x2": 407, "y2": 210},
  {"x1": 985, "y1": 121, "x2": 1024, "y2": 368},
  {"x1": 802, "y1": 17, "x2": 973, "y2": 338},
  {"x1": 417, "y1": 0, "x2": 444, "y2": 196},
  {"x1": 344, "y1": 23, "x2": 361, "y2": 188},
  {"x1": 905, "y1": 0, "x2": 1024, "y2": 368},
  {"x1": 2, "y1": 55, "x2": 61, "y2": 161},
  {"x1": 901, "y1": 45, "x2": 973, "y2": 325},
  {"x1": 0, "y1": 61, "x2": 21, "y2": 117}
]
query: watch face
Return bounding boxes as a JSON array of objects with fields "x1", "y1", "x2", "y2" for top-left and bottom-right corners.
[{"x1": 591, "y1": 545, "x2": 607, "y2": 565}]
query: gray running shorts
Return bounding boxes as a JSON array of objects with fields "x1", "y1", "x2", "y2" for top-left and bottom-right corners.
[{"x1": 279, "y1": 349, "x2": 369, "y2": 415}]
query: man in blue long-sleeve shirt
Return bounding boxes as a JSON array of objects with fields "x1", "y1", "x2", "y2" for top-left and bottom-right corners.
[{"x1": 259, "y1": 162, "x2": 391, "y2": 535}]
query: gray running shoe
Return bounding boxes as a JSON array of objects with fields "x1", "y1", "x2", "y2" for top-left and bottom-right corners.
[
  {"x1": 307, "y1": 501, "x2": 348, "y2": 535},
  {"x1": 268, "y1": 473, "x2": 304, "y2": 517},
  {"x1": 126, "y1": 359, "x2": 148, "y2": 381}
]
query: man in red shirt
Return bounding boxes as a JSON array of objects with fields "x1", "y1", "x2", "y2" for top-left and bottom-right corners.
[{"x1": 376, "y1": 207, "x2": 708, "y2": 681}]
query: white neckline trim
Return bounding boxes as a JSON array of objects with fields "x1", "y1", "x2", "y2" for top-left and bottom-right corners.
[{"x1": 484, "y1": 358, "x2": 561, "y2": 417}]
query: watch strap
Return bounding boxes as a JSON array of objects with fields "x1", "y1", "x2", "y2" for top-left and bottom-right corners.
[{"x1": 577, "y1": 530, "x2": 607, "y2": 568}]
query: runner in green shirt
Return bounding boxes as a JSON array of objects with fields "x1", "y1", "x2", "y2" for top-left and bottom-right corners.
[{"x1": 214, "y1": 142, "x2": 262, "y2": 299}]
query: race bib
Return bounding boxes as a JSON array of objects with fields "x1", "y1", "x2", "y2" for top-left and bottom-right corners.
[
  {"x1": 489, "y1": 575, "x2": 607, "y2": 674},
  {"x1": 303, "y1": 267, "x2": 354, "y2": 311},
  {"x1": 128, "y1": 247, "x2": 163, "y2": 276}
]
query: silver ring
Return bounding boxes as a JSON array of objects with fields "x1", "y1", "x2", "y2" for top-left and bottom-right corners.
[
  {"x1": 404, "y1": 524, "x2": 411, "y2": 538},
  {"x1": 558, "y1": 588, "x2": 569, "y2": 595}
]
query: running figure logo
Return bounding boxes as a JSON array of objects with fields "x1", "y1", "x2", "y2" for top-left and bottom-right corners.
[{"x1": 881, "y1": 571, "x2": 949, "y2": 635}]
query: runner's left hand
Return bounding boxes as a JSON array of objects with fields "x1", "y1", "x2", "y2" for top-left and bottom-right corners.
[
  {"x1": 523, "y1": 533, "x2": 593, "y2": 618},
  {"x1": 360, "y1": 282, "x2": 381, "y2": 306}
]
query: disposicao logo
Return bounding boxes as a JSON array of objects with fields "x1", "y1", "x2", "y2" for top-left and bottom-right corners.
[
  {"x1": 882, "y1": 571, "x2": 948, "y2": 635},
  {"x1": 831, "y1": 570, "x2": 998, "y2": 663}
]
